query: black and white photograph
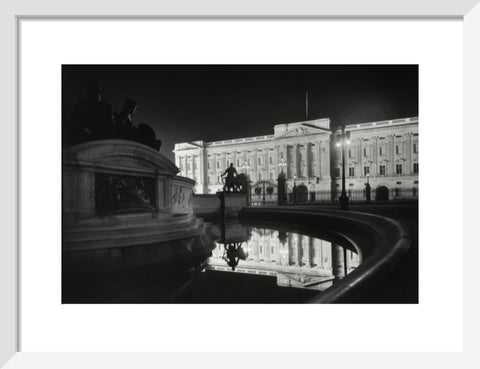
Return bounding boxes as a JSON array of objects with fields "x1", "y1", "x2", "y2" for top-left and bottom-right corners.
[{"x1": 61, "y1": 64, "x2": 418, "y2": 304}]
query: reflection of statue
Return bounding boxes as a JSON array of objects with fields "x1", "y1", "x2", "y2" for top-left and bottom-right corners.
[
  {"x1": 66, "y1": 82, "x2": 115, "y2": 145},
  {"x1": 222, "y1": 242, "x2": 248, "y2": 271}
]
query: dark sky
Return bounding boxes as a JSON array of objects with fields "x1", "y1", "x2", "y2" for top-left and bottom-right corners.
[{"x1": 62, "y1": 65, "x2": 418, "y2": 161}]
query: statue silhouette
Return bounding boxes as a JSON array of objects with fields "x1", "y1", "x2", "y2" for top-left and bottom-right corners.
[{"x1": 66, "y1": 82, "x2": 115, "y2": 145}]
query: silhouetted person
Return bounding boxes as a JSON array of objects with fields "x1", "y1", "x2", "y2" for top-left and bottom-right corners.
[{"x1": 66, "y1": 82, "x2": 115, "y2": 145}]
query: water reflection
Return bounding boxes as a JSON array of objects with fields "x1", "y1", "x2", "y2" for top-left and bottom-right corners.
[{"x1": 209, "y1": 220, "x2": 362, "y2": 291}]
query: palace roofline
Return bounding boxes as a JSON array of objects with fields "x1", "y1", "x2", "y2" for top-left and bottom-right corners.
[{"x1": 173, "y1": 116, "x2": 418, "y2": 151}]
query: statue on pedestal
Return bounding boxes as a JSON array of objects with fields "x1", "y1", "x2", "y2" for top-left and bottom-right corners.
[{"x1": 65, "y1": 82, "x2": 116, "y2": 145}]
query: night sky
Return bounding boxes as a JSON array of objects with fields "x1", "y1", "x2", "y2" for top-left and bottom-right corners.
[{"x1": 62, "y1": 65, "x2": 418, "y2": 161}]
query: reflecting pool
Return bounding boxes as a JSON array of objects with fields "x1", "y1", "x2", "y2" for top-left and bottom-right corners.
[{"x1": 62, "y1": 219, "x2": 362, "y2": 303}]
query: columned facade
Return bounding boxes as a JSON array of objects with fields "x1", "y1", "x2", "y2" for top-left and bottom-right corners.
[{"x1": 174, "y1": 116, "x2": 418, "y2": 201}]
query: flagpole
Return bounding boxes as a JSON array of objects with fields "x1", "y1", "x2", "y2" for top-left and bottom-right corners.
[{"x1": 305, "y1": 91, "x2": 308, "y2": 119}]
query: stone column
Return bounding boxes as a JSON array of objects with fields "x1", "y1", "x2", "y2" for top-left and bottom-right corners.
[
  {"x1": 332, "y1": 243, "x2": 346, "y2": 281},
  {"x1": 288, "y1": 233, "x2": 294, "y2": 266},
  {"x1": 316, "y1": 141, "x2": 322, "y2": 179},
  {"x1": 292, "y1": 144, "x2": 298, "y2": 179},
  {"x1": 274, "y1": 235, "x2": 281, "y2": 265},
  {"x1": 406, "y1": 133, "x2": 412, "y2": 174},
  {"x1": 391, "y1": 134, "x2": 396, "y2": 175},
  {"x1": 296, "y1": 235, "x2": 302, "y2": 266},
  {"x1": 305, "y1": 237, "x2": 312, "y2": 267}
]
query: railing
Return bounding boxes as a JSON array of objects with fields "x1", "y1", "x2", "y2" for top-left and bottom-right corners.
[{"x1": 249, "y1": 187, "x2": 418, "y2": 206}]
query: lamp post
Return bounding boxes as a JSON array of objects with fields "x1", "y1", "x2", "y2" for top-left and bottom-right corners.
[
  {"x1": 336, "y1": 125, "x2": 350, "y2": 210},
  {"x1": 365, "y1": 173, "x2": 371, "y2": 204},
  {"x1": 241, "y1": 160, "x2": 252, "y2": 206},
  {"x1": 277, "y1": 158, "x2": 287, "y2": 205}
]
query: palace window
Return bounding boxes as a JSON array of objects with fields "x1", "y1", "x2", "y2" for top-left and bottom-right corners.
[
  {"x1": 236, "y1": 158, "x2": 241, "y2": 167},
  {"x1": 413, "y1": 163, "x2": 419, "y2": 174},
  {"x1": 270, "y1": 172, "x2": 274, "y2": 180},
  {"x1": 413, "y1": 143, "x2": 418, "y2": 154},
  {"x1": 258, "y1": 172, "x2": 263, "y2": 180},
  {"x1": 349, "y1": 167, "x2": 355, "y2": 177},
  {"x1": 187, "y1": 162, "x2": 191, "y2": 170},
  {"x1": 207, "y1": 160, "x2": 211, "y2": 170},
  {"x1": 379, "y1": 146, "x2": 383, "y2": 156},
  {"x1": 216, "y1": 161, "x2": 220, "y2": 169},
  {"x1": 247, "y1": 157, "x2": 252, "y2": 166},
  {"x1": 258, "y1": 157, "x2": 263, "y2": 165},
  {"x1": 364, "y1": 166, "x2": 370, "y2": 176},
  {"x1": 269, "y1": 156, "x2": 273, "y2": 165},
  {"x1": 379, "y1": 165, "x2": 386, "y2": 175},
  {"x1": 396, "y1": 164, "x2": 403, "y2": 174},
  {"x1": 348, "y1": 149, "x2": 352, "y2": 158},
  {"x1": 334, "y1": 167, "x2": 340, "y2": 178}
]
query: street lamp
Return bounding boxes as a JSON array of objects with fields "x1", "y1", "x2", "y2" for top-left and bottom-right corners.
[
  {"x1": 365, "y1": 173, "x2": 371, "y2": 204},
  {"x1": 277, "y1": 158, "x2": 287, "y2": 206},
  {"x1": 336, "y1": 125, "x2": 350, "y2": 210}
]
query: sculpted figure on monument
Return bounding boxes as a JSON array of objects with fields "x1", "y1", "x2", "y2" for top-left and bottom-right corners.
[
  {"x1": 138, "y1": 123, "x2": 162, "y2": 151},
  {"x1": 221, "y1": 163, "x2": 238, "y2": 192},
  {"x1": 66, "y1": 82, "x2": 116, "y2": 145},
  {"x1": 114, "y1": 99, "x2": 162, "y2": 151},
  {"x1": 115, "y1": 98, "x2": 139, "y2": 142}
]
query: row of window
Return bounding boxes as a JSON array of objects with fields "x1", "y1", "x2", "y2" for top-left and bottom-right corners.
[
  {"x1": 347, "y1": 142, "x2": 418, "y2": 159},
  {"x1": 206, "y1": 155, "x2": 278, "y2": 170},
  {"x1": 335, "y1": 163, "x2": 418, "y2": 178}
]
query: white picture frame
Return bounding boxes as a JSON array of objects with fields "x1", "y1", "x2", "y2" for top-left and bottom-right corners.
[{"x1": 2, "y1": 0, "x2": 480, "y2": 367}]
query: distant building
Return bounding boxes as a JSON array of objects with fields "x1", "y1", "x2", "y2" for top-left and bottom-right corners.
[{"x1": 173, "y1": 116, "x2": 418, "y2": 202}]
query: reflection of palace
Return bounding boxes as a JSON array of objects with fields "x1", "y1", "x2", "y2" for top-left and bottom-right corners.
[
  {"x1": 207, "y1": 228, "x2": 361, "y2": 291},
  {"x1": 174, "y1": 116, "x2": 418, "y2": 201}
]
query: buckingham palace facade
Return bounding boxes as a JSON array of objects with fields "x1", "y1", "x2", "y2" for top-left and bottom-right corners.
[{"x1": 173, "y1": 116, "x2": 418, "y2": 202}]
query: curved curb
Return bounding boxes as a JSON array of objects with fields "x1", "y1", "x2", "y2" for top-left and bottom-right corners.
[{"x1": 239, "y1": 207, "x2": 412, "y2": 303}]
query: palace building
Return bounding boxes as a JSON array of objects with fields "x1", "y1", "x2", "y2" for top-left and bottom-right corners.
[{"x1": 173, "y1": 116, "x2": 418, "y2": 202}]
